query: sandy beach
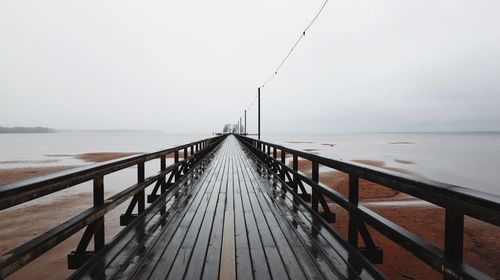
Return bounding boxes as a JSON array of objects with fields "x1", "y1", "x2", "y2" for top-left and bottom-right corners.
[
  {"x1": 0, "y1": 166, "x2": 75, "y2": 185},
  {"x1": 76, "y1": 152, "x2": 139, "y2": 163}
]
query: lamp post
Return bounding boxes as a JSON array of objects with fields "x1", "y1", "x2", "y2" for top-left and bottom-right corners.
[{"x1": 258, "y1": 87, "x2": 261, "y2": 140}]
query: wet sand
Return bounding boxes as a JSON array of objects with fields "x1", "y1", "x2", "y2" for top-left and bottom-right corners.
[
  {"x1": 394, "y1": 159, "x2": 415, "y2": 164},
  {"x1": 302, "y1": 148, "x2": 320, "y2": 152},
  {"x1": 321, "y1": 143, "x2": 336, "y2": 147},
  {"x1": 0, "y1": 166, "x2": 75, "y2": 185},
  {"x1": 76, "y1": 152, "x2": 140, "y2": 163},
  {"x1": 388, "y1": 141, "x2": 416, "y2": 145}
]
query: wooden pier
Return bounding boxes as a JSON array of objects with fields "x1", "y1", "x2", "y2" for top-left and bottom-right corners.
[
  {"x1": 69, "y1": 136, "x2": 380, "y2": 279},
  {"x1": 1, "y1": 134, "x2": 499, "y2": 279}
]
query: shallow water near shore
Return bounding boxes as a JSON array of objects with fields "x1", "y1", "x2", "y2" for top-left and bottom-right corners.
[
  {"x1": 0, "y1": 131, "x2": 499, "y2": 196},
  {"x1": 261, "y1": 132, "x2": 500, "y2": 196},
  {"x1": 0, "y1": 131, "x2": 208, "y2": 167}
]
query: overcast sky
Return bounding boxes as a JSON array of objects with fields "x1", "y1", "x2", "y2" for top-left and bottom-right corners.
[{"x1": 1, "y1": 0, "x2": 499, "y2": 133}]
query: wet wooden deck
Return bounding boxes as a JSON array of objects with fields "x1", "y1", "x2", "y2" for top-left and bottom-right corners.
[{"x1": 71, "y1": 136, "x2": 380, "y2": 280}]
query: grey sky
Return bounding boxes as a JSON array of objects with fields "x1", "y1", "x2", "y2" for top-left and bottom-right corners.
[{"x1": 1, "y1": 0, "x2": 499, "y2": 133}]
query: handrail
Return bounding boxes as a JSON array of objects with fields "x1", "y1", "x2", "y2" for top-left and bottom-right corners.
[
  {"x1": 236, "y1": 134, "x2": 499, "y2": 280},
  {"x1": 0, "y1": 135, "x2": 224, "y2": 210}
]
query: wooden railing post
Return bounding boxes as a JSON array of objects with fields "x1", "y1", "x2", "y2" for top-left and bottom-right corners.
[
  {"x1": 273, "y1": 147, "x2": 277, "y2": 173},
  {"x1": 174, "y1": 151, "x2": 179, "y2": 181},
  {"x1": 280, "y1": 150, "x2": 286, "y2": 181},
  {"x1": 292, "y1": 154, "x2": 298, "y2": 194},
  {"x1": 444, "y1": 208, "x2": 464, "y2": 279},
  {"x1": 160, "y1": 155, "x2": 166, "y2": 192},
  {"x1": 312, "y1": 162, "x2": 319, "y2": 212},
  {"x1": 137, "y1": 162, "x2": 145, "y2": 213},
  {"x1": 348, "y1": 175, "x2": 359, "y2": 248},
  {"x1": 94, "y1": 176, "x2": 105, "y2": 250}
]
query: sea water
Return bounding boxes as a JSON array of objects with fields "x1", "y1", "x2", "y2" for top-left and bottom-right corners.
[
  {"x1": 0, "y1": 131, "x2": 499, "y2": 196},
  {"x1": 261, "y1": 132, "x2": 500, "y2": 196}
]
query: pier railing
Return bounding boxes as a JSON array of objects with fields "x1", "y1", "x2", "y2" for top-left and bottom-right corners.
[
  {"x1": 236, "y1": 134, "x2": 499, "y2": 280},
  {"x1": 0, "y1": 135, "x2": 226, "y2": 278}
]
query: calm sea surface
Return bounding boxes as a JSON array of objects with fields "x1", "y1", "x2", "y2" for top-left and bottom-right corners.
[
  {"x1": 0, "y1": 131, "x2": 499, "y2": 196},
  {"x1": 262, "y1": 132, "x2": 500, "y2": 196}
]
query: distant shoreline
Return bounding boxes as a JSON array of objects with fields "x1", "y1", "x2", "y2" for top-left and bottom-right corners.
[{"x1": 0, "y1": 126, "x2": 55, "y2": 134}]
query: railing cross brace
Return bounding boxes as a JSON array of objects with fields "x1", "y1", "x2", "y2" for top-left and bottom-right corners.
[{"x1": 68, "y1": 176, "x2": 104, "y2": 269}]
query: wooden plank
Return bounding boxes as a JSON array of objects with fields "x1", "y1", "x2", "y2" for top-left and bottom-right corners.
[
  {"x1": 201, "y1": 143, "x2": 231, "y2": 280},
  {"x1": 219, "y1": 212, "x2": 236, "y2": 280},
  {"x1": 233, "y1": 145, "x2": 254, "y2": 280},
  {"x1": 219, "y1": 144, "x2": 236, "y2": 280}
]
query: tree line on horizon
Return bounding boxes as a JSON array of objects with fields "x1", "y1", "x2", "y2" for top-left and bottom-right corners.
[
  {"x1": 0, "y1": 126, "x2": 56, "y2": 133},
  {"x1": 222, "y1": 123, "x2": 245, "y2": 134}
]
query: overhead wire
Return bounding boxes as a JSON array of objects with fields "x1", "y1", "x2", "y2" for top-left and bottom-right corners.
[
  {"x1": 235, "y1": 0, "x2": 329, "y2": 131},
  {"x1": 260, "y1": 0, "x2": 329, "y2": 88},
  {"x1": 245, "y1": 93, "x2": 258, "y2": 111}
]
